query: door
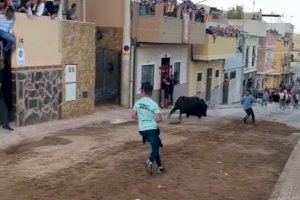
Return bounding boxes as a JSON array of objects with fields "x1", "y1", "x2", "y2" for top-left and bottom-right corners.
[
  {"x1": 159, "y1": 58, "x2": 171, "y2": 106},
  {"x1": 222, "y1": 73, "x2": 229, "y2": 104},
  {"x1": 95, "y1": 48, "x2": 121, "y2": 105},
  {"x1": 206, "y1": 68, "x2": 212, "y2": 102}
]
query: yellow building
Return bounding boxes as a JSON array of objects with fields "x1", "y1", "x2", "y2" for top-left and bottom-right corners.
[
  {"x1": 266, "y1": 39, "x2": 289, "y2": 88},
  {"x1": 190, "y1": 35, "x2": 236, "y2": 105}
]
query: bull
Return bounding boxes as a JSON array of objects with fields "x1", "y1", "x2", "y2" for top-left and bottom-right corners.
[{"x1": 169, "y1": 96, "x2": 208, "y2": 120}]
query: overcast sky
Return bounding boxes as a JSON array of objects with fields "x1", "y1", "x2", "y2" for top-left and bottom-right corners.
[{"x1": 191, "y1": 0, "x2": 300, "y2": 33}]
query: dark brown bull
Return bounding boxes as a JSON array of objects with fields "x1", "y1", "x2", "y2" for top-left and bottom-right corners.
[{"x1": 169, "y1": 96, "x2": 208, "y2": 120}]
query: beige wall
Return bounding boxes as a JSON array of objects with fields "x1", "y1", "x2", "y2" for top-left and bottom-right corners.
[
  {"x1": 193, "y1": 35, "x2": 236, "y2": 61},
  {"x1": 189, "y1": 60, "x2": 223, "y2": 98},
  {"x1": 86, "y1": 0, "x2": 124, "y2": 27},
  {"x1": 11, "y1": 13, "x2": 61, "y2": 68},
  {"x1": 61, "y1": 20, "x2": 96, "y2": 118}
]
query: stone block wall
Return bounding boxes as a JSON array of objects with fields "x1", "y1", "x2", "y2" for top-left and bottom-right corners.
[
  {"x1": 13, "y1": 67, "x2": 63, "y2": 126},
  {"x1": 61, "y1": 20, "x2": 96, "y2": 118}
]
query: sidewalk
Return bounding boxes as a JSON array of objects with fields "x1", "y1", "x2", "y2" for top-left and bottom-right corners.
[
  {"x1": 0, "y1": 106, "x2": 132, "y2": 150},
  {"x1": 0, "y1": 105, "x2": 171, "y2": 150}
]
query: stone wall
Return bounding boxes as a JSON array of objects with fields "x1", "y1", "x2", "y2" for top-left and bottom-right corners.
[
  {"x1": 61, "y1": 20, "x2": 96, "y2": 118},
  {"x1": 13, "y1": 67, "x2": 63, "y2": 126}
]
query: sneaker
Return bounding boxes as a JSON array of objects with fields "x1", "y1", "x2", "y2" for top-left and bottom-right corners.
[
  {"x1": 157, "y1": 166, "x2": 165, "y2": 174},
  {"x1": 3, "y1": 125, "x2": 14, "y2": 131},
  {"x1": 145, "y1": 160, "x2": 153, "y2": 175}
]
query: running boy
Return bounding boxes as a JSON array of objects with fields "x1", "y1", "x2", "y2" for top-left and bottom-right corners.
[
  {"x1": 131, "y1": 83, "x2": 164, "y2": 175},
  {"x1": 242, "y1": 90, "x2": 257, "y2": 124}
]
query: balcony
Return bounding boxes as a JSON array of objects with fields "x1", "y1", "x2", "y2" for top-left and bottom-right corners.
[
  {"x1": 192, "y1": 35, "x2": 237, "y2": 61},
  {"x1": 11, "y1": 13, "x2": 61, "y2": 68},
  {"x1": 132, "y1": 3, "x2": 205, "y2": 44}
]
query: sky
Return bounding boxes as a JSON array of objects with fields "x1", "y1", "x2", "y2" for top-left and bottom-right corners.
[{"x1": 191, "y1": 0, "x2": 300, "y2": 33}]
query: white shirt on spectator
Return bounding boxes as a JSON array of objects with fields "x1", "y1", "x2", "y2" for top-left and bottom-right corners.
[
  {"x1": 36, "y1": 3, "x2": 45, "y2": 16},
  {"x1": 0, "y1": 14, "x2": 14, "y2": 34}
]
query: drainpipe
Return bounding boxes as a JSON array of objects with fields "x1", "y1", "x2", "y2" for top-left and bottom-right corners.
[
  {"x1": 82, "y1": 0, "x2": 87, "y2": 22},
  {"x1": 130, "y1": 45, "x2": 136, "y2": 108},
  {"x1": 121, "y1": 0, "x2": 132, "y2": 108}
]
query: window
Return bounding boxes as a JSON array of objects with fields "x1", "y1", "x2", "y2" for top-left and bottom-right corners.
[
  {"x1": 215, "y1": 70, "x2": 220, "y2": 78},
  {"x1": 245, "y1": 46, "x2": 249, "y2": 68},
  {"x1": 252, "y1": 46, "x2": 256, "y2": 66},
  {"x1": 230, "y1": 71, "x2": 236, "y2": 79},
  {"x1": 141, "y1": 65, "x2": 154, "y2": 89},
  {"x1": 197, "y1": 73, "x2": 202, "y2": 82},
  {"x1": 173, "y1": 62, "x2": 181, "y2": 84}
]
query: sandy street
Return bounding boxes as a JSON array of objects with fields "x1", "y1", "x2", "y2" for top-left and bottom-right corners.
[{"x1": 0, "y1": 107, "x2": 299, "y2": 200}]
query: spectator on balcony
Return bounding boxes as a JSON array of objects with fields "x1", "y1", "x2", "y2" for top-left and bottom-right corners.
[
  {"x1": 9, "y1": 0, "x2": 21, "y2": 11},
  {"x1": 140, "y1": 0, "x2": 147, "y2": 15},
  {"x1": 66, "y1": 3, "x2": 77, "y2": 20},
  {"x1": 45, "y1": 0, "x2": 60, "y2": 19},
  {"x1": 34, "y1": 0, "x2": 45, "y2": 16},
  {"x1": 0, "y1": 7, "x2": 15, "y2": 53},
  {"x1": 0, "y1": 0, "x2": 8, "y2": 13}
]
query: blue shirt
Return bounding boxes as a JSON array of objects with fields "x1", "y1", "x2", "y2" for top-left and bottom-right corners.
[
  {"x1": 242, "y1": 95, "x2": 256, "y2": 110},
  {"x1": 0, "y1": 15, "x2": 13, "y2": 33},
  {"x1": 133, "y1": 97, "x2": 161, "y2": 131}
]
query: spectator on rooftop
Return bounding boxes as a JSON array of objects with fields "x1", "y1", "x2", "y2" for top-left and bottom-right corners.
[
  {"x1": 0, "y1": 7, "x2": 15, "y2": 53},
  {"x1": 34, "y1": 0, "x2": 45, "y2": 16},
  {"x1": 0, "y1": 0, "x2": 8, "y2": 13},
  {"x1": 66, "y1": 3, "x2": 77, "y2": 20},
  {"x1": 45, "y1": 0, "x2": 60, "y2": 19},
  {"x1": 8, "y1": 0, "x2": 21, "y2": 11}
]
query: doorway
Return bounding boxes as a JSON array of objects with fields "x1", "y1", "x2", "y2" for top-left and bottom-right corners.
[
  {"x1": 160, "y1": 57, "x2": 171, "y2": 107},
  {"x1": 206, "y1": 68, "x2": 212, "y2": 102},
  {"x1": 95, "y1": 48, "x2": 121, "y2": 106},
  {"x1": 222, "y1": 73, "x2": 229, "y2": 104}
]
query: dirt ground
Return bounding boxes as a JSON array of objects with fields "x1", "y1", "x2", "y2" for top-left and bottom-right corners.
[{"x1": 0, "y1": 116, "x2": 299, "y2": 200}]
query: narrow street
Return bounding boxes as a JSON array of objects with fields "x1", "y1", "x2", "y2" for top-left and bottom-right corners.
[{"x1": 0, "y1": 105, "x2": 299, "y2": 200}]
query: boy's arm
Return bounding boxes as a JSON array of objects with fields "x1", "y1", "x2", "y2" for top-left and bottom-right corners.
[
  {"x1": 154, "y1": 104, "x2": 162, "y2": 123},
  {"x1": 131, "y1": 110, "x2": 138, "y2": 120},
  {"x1": 155, "y1": 113, "x2": 162, "y2": 123},
  {"x1": 131, "y1": 103, "x2": 138, "y2": 119}
]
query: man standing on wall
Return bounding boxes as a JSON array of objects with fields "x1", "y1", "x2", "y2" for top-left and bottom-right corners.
[
  {"x1": 131, "y1": 83, "x2": 165, "y2": 175},
  {"x1": 0, "y1": 67, "x2": 14, "y2": 131}
]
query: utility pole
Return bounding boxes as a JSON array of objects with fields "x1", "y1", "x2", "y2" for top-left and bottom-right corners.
[{"x1": 121, "y1": 0, "x2": 132, "y2": 108}]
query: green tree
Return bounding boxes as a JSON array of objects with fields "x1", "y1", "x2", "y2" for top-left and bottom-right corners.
[{"x1": 227, "y1": 6, "x2": 244, "y2": 19}]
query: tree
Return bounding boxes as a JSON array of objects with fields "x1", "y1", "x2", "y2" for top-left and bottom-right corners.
[{"x1": 227, "y1": 6, "x2": 244, "y2": 19}]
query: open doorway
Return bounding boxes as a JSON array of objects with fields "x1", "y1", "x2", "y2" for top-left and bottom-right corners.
[{"x1": 160, "y1": 57, "x2": 172, "y2": 107}]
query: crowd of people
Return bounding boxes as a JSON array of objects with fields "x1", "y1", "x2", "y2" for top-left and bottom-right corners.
[
  {"x1": 0, "y1": 0, "x2": 78, "y2": 20},
  {"x1": 252, "y1": 85, "x2": 299, "y2": 110}
]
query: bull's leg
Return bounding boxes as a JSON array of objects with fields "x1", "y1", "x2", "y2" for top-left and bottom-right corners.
[
  {"x1": 186, "y1": 114, "x2": 190, "y2": 118},
  {"x1": 179, "y1": 110, "x2": 182, "y2": 120}
]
